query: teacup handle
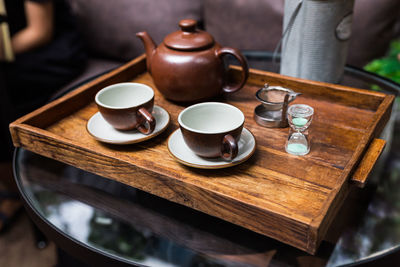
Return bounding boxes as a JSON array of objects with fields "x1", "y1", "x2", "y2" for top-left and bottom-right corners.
[
  {"x1": 216, "y1": 47, "x2": 249, "y2": 94},
  {"x1": 221, "y1": 134, "x2": 238, "y2": 161},
  {"x1": 137, "y1": 107, "x2": 156, "y2": 135}
]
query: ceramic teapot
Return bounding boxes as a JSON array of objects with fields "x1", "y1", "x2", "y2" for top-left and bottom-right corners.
[{"x1": 136, "y1": 19, "x2": 249, "y2": 103}]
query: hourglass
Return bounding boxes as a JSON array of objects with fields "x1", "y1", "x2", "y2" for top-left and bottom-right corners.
[{"x1": 285, "y1": 104, "x2": 314, "y2": 156}]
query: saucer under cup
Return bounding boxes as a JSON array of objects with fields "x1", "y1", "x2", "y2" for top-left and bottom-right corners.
[
  {"x1": 87, "y1": 105, "x2": 169, "y2": 144},
  {"x1": 168, "y1": 128, "x2": 256, "y2": 169}
]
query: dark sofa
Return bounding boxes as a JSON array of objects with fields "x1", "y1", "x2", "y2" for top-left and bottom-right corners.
[{"x1": 63, "y1": 0, "x2": 400, "y2": 90}]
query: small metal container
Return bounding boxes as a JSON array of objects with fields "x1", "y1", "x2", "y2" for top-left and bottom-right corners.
[
  {"x1": 255, "y1": 85, "x2": 298, "y2": 110},
  {"x1": 254, "y1": 106, "x2": 285, "y2": 128},
  {"x1": 254, "y1": 84, "x2": 300, "y2": 128}
]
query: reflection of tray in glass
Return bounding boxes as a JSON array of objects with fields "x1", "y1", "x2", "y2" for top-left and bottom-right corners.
[{"x1": 9, "y1": 55, "x2": 394, "y2": 254}]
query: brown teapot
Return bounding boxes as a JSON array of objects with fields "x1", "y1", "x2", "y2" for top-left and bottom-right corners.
[{"x1": 136, "y1": 19, "x2": 249, "y2": 103}]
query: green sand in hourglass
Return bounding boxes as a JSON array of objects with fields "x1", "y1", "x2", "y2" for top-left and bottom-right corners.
[
  {"x1": 285, "y1": 104, "x2": 314, "y2": 156},
  {"x1": 286, "y1": 132, "x2": 309, "y2": 155},
  {"x1": 286, "y1": 139, "x2": 310, "y2": 156},
  {"x1": 286, "y1": 143, "x2": 309, "y2": 154},
  {"x1": 292, "y1": 117, "x2": 308, "y2": 128}
]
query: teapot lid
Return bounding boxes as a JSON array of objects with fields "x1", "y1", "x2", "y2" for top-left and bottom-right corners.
[{"x1": 164, "y1": 19, "x2": 214, "y2": 51}]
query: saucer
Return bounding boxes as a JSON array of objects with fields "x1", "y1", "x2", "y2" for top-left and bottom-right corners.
[
  {"x1": 167, "y1": 128, "x2": 256, "y2": 169},
  {"x1": 87, "y1": 105, "x2": 170, "y2": 144}
]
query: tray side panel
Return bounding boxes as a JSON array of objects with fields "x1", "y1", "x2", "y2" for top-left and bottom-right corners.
[
  {"x1": 309, "y1": 93, "x2": 394, "y2": 250},
  {"x1": 230, "y1": 66, "x2": 386, "y2": 111}
]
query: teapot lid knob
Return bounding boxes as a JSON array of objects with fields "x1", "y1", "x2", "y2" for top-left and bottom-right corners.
[{"x1": 179, "y1": 19, "x2": 197, "y2": 32}]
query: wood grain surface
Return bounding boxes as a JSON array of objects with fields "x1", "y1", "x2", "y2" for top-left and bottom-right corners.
[{"x1": 9, "y1": 55, "x2": 394, "y2": 254}]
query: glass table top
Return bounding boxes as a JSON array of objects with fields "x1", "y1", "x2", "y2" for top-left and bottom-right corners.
[{"x1": 13, "y1": 53, "x2": 400, "y2": 266}]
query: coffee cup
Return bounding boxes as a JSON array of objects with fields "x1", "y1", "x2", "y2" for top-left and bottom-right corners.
[
  {"x1": 95, "y1": 83, "x2": 156, "y2": 134},
  {"x1": 178, "y1": 102, "x2": 244, "y2": 160}
]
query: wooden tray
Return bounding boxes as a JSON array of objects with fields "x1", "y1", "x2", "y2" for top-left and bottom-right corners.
[{"x1": 10, "y1": 55, "x2": 394, "y2": 254}]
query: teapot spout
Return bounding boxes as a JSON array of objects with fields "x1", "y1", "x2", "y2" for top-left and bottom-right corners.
[{"x1": 136, "y1": 32, "x2": 156, "y2": 72}]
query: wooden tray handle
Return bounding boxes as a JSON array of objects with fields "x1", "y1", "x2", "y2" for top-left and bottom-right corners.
[{"x1": 351, "y1": 138, "x2": 386, "y2": 188}]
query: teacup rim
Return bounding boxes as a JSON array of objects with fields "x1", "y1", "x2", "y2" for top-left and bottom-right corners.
[
  {"x1": 95, "y1": 82, "x2": 154, "y2": 110},
  {"x1": 178, "y1": 102, "x2": 245, "y2": 134}
]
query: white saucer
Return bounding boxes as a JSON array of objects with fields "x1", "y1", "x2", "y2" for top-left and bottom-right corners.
[
  {"x1": 167, "y1": 128, "x2": 256, "y2": 169},
  {"x1": 87, "y1": 105, "x2": 170, "y2": 144}
]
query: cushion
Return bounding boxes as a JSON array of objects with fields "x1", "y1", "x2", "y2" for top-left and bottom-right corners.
[
  {"x1": 67, "y1": 0, "x2": 204, "y2": 61},
  {"x1": 52, "y1": 57, "x2": 124, "y2": 99},
  {"x1": 204, "y1": 0, "x2": 284, "y2": 52}
]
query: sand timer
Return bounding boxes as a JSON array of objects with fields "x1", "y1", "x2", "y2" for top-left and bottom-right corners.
[{"x1": 285, "y1": 104, "x2": 314, "y2": 156}]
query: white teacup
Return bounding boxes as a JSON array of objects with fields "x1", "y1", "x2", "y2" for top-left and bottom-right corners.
[
  {"x1": 178, "y1": 102, "x2": 244, "y2": 160},
  {"x1": 95, "y1": 83, "x2": 156, "y2": 134}
]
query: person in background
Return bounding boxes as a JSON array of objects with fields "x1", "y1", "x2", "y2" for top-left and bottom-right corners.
[{"x1": 0, "y1": 0, "x2": 86, "y2": 232}]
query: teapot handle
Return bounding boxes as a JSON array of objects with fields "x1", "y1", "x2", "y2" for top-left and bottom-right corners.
[{"x1": 216, "y1": 47, "x2": 249, "y2": 94}]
